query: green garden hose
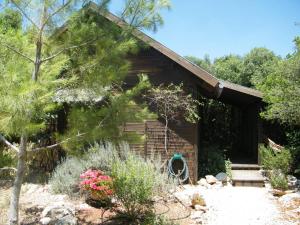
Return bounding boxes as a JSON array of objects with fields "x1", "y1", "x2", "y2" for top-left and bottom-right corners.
[{"x1": 167, "y1": 153, "x2": 189, "y2": 183}]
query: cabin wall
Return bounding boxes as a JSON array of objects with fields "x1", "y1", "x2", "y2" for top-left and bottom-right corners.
[{"x1": 124, "y1": 47, "x2": 200, "y2": 182}]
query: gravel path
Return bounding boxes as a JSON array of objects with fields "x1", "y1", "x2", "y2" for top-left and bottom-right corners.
[{"x1": 202, "y1": 186, "x2": 297, "y2": 225}]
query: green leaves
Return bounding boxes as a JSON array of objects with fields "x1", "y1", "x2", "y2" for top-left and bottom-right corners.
[{"x1": 121, "y1": 0, "x2": 171, "y2": 32}]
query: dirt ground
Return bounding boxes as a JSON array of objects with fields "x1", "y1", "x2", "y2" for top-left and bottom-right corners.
[{"x1": 1, "y1": 182, "x2": 299, "y2": 225}]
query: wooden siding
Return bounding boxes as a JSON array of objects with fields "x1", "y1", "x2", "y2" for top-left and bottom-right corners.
[{"x1": 124, "y1": 120, "x2": 198, "y2": 182}]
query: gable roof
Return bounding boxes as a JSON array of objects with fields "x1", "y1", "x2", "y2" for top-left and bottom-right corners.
[{"x1": 86, "y1": 3, "x2": 262, "y2": 102}]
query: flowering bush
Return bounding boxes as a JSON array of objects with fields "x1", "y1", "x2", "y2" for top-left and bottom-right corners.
[{"x1": 80, "y1": 169, "x2": 113, "y2": 201}]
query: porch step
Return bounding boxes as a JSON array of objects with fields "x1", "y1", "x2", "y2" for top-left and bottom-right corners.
[
  {"x1": 231, "y1": 164, "x2": 261, "y2": 170},
  {"x1": 231, "y1": 166, "x2": 265, "y2": 187}
]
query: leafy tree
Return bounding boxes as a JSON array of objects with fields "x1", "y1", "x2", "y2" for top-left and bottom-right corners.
[
  {"x1": 186, "y1": 54, "x2": 213, "y2": 73},
  {"x1": 146, "y1": 84, "x2": 200, "y2": 153},
  {"x1": 0, "y1": 0, "x2": 170, "y2": 224},
  {"x1": 244, "y1": 47, "x2": 280, "y2": 87},
  {"x1": 258, "y1": 37, "x2": 300, "y2": 125},
  {"x1": 213, "y1": 54, "x2": 247, "y2": 86}
]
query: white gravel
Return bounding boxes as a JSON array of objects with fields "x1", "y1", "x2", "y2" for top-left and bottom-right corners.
[{"x1": 201, "y1": 186, "x2": 297, "y2": 225}]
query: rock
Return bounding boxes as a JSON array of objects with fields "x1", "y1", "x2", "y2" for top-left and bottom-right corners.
[
  {"x1": 191, "y1": 193, "x2": 206, "y2": 207},
  {"x1": 278, "y1": 192, "x2": 300, "y2": 208},
  {"x1": 216, "y1": 172, "x2": 227, "y2": 182},
  {"x1": 40, "y1": 217, "x2": 51, "y2": 225},
  {"x1": 194, "y1": 205, "x2": 208, "y2": 212},
  {"x1": 287, "y1": 175, "x2": 298, "y2": 188},
  {"x1": 197, "y1": 178, "x2": 207, "y2": 186},
  {"x1": 41, "y1": 202, "x2": 77, "y2": 225},
  {"x1": 190, "y1": 211, "x2": 204, "y2": 219},
  {"x1": 205, "y1": 175, "x2": 218, "y2": 185}
]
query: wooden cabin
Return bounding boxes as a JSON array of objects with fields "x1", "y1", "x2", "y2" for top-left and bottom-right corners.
[{"x1": 91, "y1": 6, "x2": 263, "y2": 182}]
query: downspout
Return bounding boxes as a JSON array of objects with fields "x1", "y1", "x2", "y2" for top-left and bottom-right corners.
[{"x1": 216, "y1": 81, "x2": 224, "y2": 99}]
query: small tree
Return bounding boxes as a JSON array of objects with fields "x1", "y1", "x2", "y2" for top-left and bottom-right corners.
[
  {"x1": 0, "y1": 1, "x2": 170, "y2": 224},
  {"x1": 146, "y1": 83, "x2": 200, "y2": 153}
]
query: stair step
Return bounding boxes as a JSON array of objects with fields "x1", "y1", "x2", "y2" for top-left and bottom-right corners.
[
  {"x1": 231, "y1": 164, "x2": 261, "y2": 170},
  {"x1": 231, "y1": 169, "x2": 265, "y2": 187}
]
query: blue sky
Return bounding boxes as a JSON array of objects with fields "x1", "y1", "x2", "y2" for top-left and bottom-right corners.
[{"x1": 110, "y1": 0, "x2": 300, "y2": 60}]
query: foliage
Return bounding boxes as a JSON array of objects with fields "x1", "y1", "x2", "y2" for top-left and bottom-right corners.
[
  {"x1": 146, "y1": 83, "x2": 200, "y2": 152},
  {"x1": 225, "y1": 159, "x2": 232, "y2": 180},
  {"x1": 198, "y1": 145, "x2": 226, "y2": 177},
  {"x1": 213, "y1": 54, "x2": 247, "y2": 85},
  {"x1": 269, "y1": 170, "x2": 288, "y2": 191},
  {"x1": 0, "y1": 148, "x2": 16, "y2": 168},
  {"x1": 80, "y1": 169, "x2": 113, "y2": 202},
  {"x1": 244, "y1": 48, "x2": 279, "y2": 87},
  {"x1": 49, "y1": 142, "x2": 119, "y2": 197},
  {"x1": 258, "y1": 37, "x2": 300, "y2": 125},
  {"x1": 111, "y1": 152, "x2": 170, "y2": 219},
  {"x1": 186, "y1": 54, "x2": 213, "y2": 73},
  {"x1": 259, "y1": 145, "x2": 292, "y2": 175},
  {"x1": 121, "y1": 0, "x2": 171, "y2": 32}
]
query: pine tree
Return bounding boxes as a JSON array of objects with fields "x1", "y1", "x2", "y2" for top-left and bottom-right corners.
[{"x1": 0, "y1": 1, "x2": 170, "y2": 224}]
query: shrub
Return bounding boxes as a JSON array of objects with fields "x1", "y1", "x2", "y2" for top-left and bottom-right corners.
[
  {"x1": 111, "y1": 152, "x2": 170, "y2": 220},
  {"x1": 259, "y1": 145, "x2": 292, "y2": 175},
  {"x1": 49, "y1": 142, "x2": 119, "y2": 197},
  {"x1": 199, "y1": 146, "x2": 226, "y2": 177},
  {"x1": 0, "y1": 148, "x2": 16, "y2": 168},
  {"x1": 269, "y1": 170, "x2": 288, "y2": 191},
  {"x1": 225, "y1": 159, "x2": 232, "y2": 180}
]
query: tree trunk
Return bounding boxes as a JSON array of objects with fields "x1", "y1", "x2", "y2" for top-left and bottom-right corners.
[
  {"x1": 8, "y1": 135, "x2": 27, "y2": 225},
  {"x1": 164, "y1": 118, "x2": 168, "y2": 153}
]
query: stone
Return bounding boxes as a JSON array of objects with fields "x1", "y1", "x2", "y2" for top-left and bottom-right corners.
[
  {"x1": 190, "y1": 211, "x2": 204, "y2": 220},
  {"x1": 191, "y1": 193, "x2": 206, "y2": 207},
  {"x1": 40, "y1": 217, "x2": 51, "y2": 225},
  {"x1": 197, "y1": 178, "x2": 207, "y2": 186},
  {"x1": 194, "y1": 205, "x2": 208, "y2": 212},
  {"x1": 41, "y1": 202, "x2": 77, "y2": 225},
  {"x1": 205, "y1": 175, "x2": 218, "y2": 184},
  {"x1": 216, "y1": 172, "x2": 227, "y2": 182},
  {"x1": 287, "y1": 175, "x2": 298, "y2": 188},
  {"x1": 278, "y1": 192, "x2": 300, "y2": 208}
]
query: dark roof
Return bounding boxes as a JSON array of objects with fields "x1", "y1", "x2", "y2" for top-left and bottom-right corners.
[{"x1": 82, "y1": 3, "x2": 263, "y2": 105}]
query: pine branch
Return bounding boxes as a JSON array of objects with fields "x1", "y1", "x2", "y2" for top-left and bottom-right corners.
[
  {"x1": 41, "y1": 40, "x2": 95, "y2": 63},
  {"x1": 10, "y1": 0, "x2": 40, "y2": 29},
  {"x1": 0, "y1": 134, "x2": 19, "y2": 153},
  {"x1": 0, "y1": 42, "x2": 35, "y2": 63},
  {"x1": 41, "y1": 0, "x2": 72, "y2": 30},
  {"x1": 31, "y1": 132, "x2": 85, "y2": 152}
]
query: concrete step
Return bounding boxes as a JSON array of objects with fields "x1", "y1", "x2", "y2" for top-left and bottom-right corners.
[
  {"x1": 231, "y1": 169, "x2": 265, "y2": 187},
  {"x1": 231, "y1": 164, "x2": 261, "y2": 170}
]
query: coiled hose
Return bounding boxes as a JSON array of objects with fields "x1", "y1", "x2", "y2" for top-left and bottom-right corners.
[{"x1": 167, "y1": 153, "x2": 189, "y2": 183}]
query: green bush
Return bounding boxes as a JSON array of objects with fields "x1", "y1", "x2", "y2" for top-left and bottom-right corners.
[
  {"x1": 0, "y1": 148, "x2": 16, "y2": 168},
  {"x1": 49, "y1": 142, "x2": 119, "y2": 197},
  {"x1": 199, "y1": 146, "x2": 226, "y2": 177},
  {"x1": 111, "y1": 152, "x2": 170, "y2": 220},
  {"x1": 225, "y1": 159, "x2": 232, "y2": 179},
  {"x1": 269, "y1": 170, "x2": 288, "y2": 190},
  {"x1": 259, "y1": 145, "x2": 292, "y2": 175}
]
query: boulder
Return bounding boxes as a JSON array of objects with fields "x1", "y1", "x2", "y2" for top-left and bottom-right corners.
[
  {"x1": 197, "y1": 178, "x2": 208, "y2": 186},
  {"x1": 287, "y1": 175, "x2": 298, "y2": 189},
  {"x1": 205, "y1": 175, "x2": 218, "y2": 185},
  {"x1": 215, "y1": 172, "x2": 227, "y2": 182},
  {"x1": 41, "y1": 202, "x2": 77, "y2": 225}
]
